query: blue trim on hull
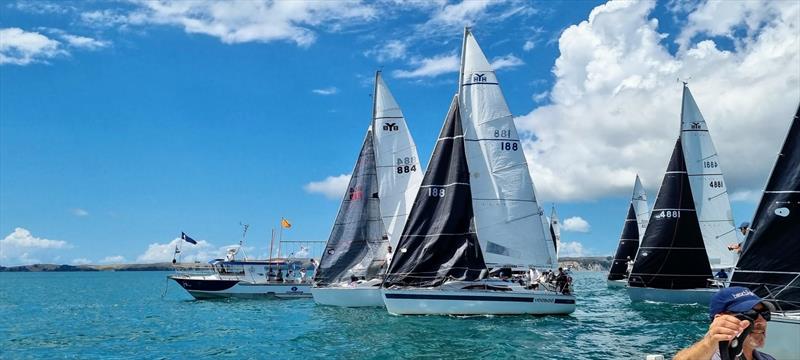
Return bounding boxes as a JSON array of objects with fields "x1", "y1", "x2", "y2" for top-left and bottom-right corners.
[{"x1": 384, "y1": 292, "x2": 575, "y2": 304}]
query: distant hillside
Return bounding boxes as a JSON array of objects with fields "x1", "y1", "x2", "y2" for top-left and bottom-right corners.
[
  {"x1": 559, "y1": 256, "x2": 613, "y2": 271},
  {"x1": 0, "y1": 263, "x2": 174, "y2": 272}
]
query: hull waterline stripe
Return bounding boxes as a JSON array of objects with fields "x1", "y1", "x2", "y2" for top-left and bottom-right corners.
[{"x1": 384, "y1": 292, "x2": 575, "y2": 304}]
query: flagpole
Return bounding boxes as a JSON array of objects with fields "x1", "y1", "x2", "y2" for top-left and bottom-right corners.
[
  {"x1": 269, "y1": 228, "x2": 275, "y2": 262},
  {"x1": 279, "y1": 219, "x2": 284, "y2": 259}
]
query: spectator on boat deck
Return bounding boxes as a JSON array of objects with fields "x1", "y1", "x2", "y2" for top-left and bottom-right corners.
[
  {"x1": 299, "y1": 268, "x2": 307, "y2": 283},
  {"x1": 349, "y1": 275, "x2": 359, "y2": 286},
  {"x1": 715, "y1": 269, "x2": 729, "y2": 280},
  {"x1": 310, "y1": 258, "x2": 318, "y2": 270},
  {"x1": 287, "y1": 270, "x2": 294, "y2": 282},
  {"x1": 267, "y1": 268, "x2": 276, "y2": 281},
  {"x1": 674, "y1": 287, "x2": 775, "y2": 360},
  {"x1": 277, "y1": 269, "x2": 284, "y2": 283},
  {"x1": 384, "y1": 246, "x2": 394, "y2": 270},
  {"x1": 555, "y1": 268, "x2": 569, "y2": 294}
]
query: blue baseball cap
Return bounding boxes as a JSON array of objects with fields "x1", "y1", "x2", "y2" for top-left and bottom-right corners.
[{"x1": 709, "y1": 287, "x2": 772, "y2": 320}]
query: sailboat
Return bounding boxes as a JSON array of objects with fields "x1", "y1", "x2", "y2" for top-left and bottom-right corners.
[
  {"x1": 311, "y1": 71, "x2": 423, "y2": 307},
  {"x1": 607, "y1": 175, "x2": 649, "y2": 288},
  {"x1": 549, "y1": 206, "x2": 561, "y2": 258},
  {"x1": 729, "y1": 104, "x2": 799, "y2": 358},
  {"x1": 627, "y1": 84, "x2": 734, "y2": 304},
  {"x1": 381, "y1": 28, "x2": 574, "y2": 316}
]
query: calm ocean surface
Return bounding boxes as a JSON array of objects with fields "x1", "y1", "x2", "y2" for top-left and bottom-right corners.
[{"x1": 0, "y1": 271, "x2": 709, "y2": 359}]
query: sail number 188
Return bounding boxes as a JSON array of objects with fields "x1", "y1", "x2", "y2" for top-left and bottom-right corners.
[{"x1": 428, "y1": 188, "x2": 446, "y2": 197}]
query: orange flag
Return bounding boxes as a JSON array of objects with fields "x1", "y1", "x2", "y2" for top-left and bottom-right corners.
[{"x1": 281, "y1": 218, "x2": 292, "y2": 229}]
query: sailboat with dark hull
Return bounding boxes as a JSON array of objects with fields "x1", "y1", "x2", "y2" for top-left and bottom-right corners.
[
  {"x1": 608, "y1": 175, "x2": 649, "y2": 288},
  {"x1": 381, "y1": 28, "x2": 574, "y2": 316},
  {"x1": 311, "y1": 72, "x2": 423, "y2": 307},
  {"x1": 730, "y1": 104, "x2": 800, "y2": 358}
]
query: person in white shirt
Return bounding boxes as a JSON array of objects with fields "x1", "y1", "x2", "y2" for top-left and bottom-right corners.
[{"x1": 385, "y1": 246, "x2": 394, "y2": 269}]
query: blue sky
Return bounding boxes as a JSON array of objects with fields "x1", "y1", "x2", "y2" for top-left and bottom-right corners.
[{"x1": 1, "y1": 1, "x2": 798, "y2": 265}]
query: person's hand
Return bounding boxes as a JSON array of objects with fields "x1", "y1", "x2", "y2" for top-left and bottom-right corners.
[{"x1": 704, "y1": 314, "x2": 750, "y2": 345}]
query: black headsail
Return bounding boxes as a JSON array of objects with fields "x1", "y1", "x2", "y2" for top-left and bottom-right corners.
[
  {"x1": 608, "y1": 204, "x2": 640, "y2": 281},
  {"x1": 731, "y1": 104, "x2": 800, "y2": 310},
  {"x1": 628, "y1": 138, "x2": 713, "y2": 289},
  {"x1": 382, "y1": 96, "x2": 486, "y2": 288},
  {"x1": 314, "y1": 130, "x2": 386, "y2": 286}
]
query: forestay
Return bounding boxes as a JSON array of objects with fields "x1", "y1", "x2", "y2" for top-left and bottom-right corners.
[
  {"x1": 731, "y1": 105, "x2": 800, "y2": 310},
  {"x1": 372, "y1": 71, "x2": 424, "y2": 249},
  {"x1": 458, "y1": 29, "x2": 556, "y2": 269},
  {"x1": 314, "y1": 130, "x2": 386, "y2": 286},
  {"x1": 383, "y1": 97, "x2": 487, "y2": 288},
  {"x1": 632, "y1": 174, "x2": 650, "y2": 241},
  {"x1": 680, "y1": 85, "x2": 738, "y2": 269}
]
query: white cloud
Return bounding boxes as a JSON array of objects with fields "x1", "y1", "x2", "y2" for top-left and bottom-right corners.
[
  {"x1": 9, "y1": 1, "x2": 74, "y2": 14},
  {"x1": 729, "y1": 190, "x2": 762, "y2": 203},
  {"x1": 312, "y1": 87, "x2": 339, "y2": 95},
  {"x1": 523, "y1": 40, "x2": 535, "y2": 51},
  {"x1": 366, "y1": 39, "x2": 409, "y2": 62},
  {"x1": 0, "y1": 228, "x2": 72, "y2": 265},
  {"x1": 136, "y1": 237, "x2": 214, "y2": 263},
  {"x1": 304, "y1": 174, "x2": 350, "y2": 200},
  {"x1": 70, "y1": 208, "x2": 89, "y2": 217},
  {"x1": 424, "y1": 0, "x2": 500, "y2": 29},
  {"x1": 562, "y1": 216, "x2": 591, "y2": 233},
  {"x1": 100, "y1": 255, "x2": 126, "y2": 264},
  {"x1": 124, "y1": 0, "x2": 377, "y2": 47},
  {"x1": 71, "y1": 258, "x2": 92, "y2": 265},
  {"x1": 62, "y1": 34, "x2": 110, "y2": 50},
  {"x1": 532, "y1": 91, "x2": 549, "y2": 103},
  {"x1": 393, "y1": 53, "x2": 459, "y2": 79},
  {"x1": 0, "y1": 27, "x2": 64, "y2": 65},
  {"x1": 559, "y1": 241, "x2": 586, "y2": 257},
  {"x1": 516, "y1": 0, "x2": 800, "y2": 201},
  {"x1": 490, "y1": 53, "x2": 524, "y2": 70}
]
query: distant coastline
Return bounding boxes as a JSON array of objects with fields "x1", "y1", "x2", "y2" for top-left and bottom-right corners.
[{"x1": 2, "y1": 257, "x2": 613, "y2": 272}]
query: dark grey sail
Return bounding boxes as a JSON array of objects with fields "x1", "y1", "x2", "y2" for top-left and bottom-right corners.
[
  {"x1": 628, "y1": 138, "x2": 713, "y2": 289},
  {"x1": 314, "y1": 130, "x2": 386, "y2": 286},
  {"x1": 608, "y1": 204, "x2": 640, "y2": 281},
  {"x1": 383, "y1": 96, "x2": 486, "y2": 288},
  {"x1": 549, "y1": 221, "x2": 558, "y2": 255},
  {"x1": 731, "y1": 105, "x2": 800, "y2": 310}
]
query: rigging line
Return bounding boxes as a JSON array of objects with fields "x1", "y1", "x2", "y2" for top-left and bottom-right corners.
[
  {"x1": 707, "y1": 191, "x2": 728, "y2": 201},
  {"x1": 402, "y1": 232, "x2": 477, "y2": 237},
  {"x1": 472, "y1": 198, "x2": 537, "y2": 202},
  {"x1": 733, "y1": 270, "x2": 800, "y2": 275},
  {"x1": 420, "y1": 182, "x2": 470, "y2": 188},
  {"x1": 715, "y1": 228, "x2": 736, "y2": 239},
  {"x1": 687, "y1": 173, "x2": 724, "y2": 176},
  {"x1": 465, "y1": 138, "x2": 520, "y2": 142}
]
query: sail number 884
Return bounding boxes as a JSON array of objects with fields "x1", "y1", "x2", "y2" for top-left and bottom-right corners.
[{"x1": 396, "y1": 157, "x2": 417, "y2": 174}]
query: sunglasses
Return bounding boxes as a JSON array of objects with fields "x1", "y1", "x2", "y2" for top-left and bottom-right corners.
[{"x1": 738, "y1": 308, "x2": 771, "y2": 321}]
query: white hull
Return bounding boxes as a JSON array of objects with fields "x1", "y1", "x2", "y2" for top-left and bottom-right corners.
[
  {"x1": 170, "y1": 275, "x2": 312, "y2": 299},
  {"x1": 764, "y1": 312, "x2": 800, "y2": 359},
  {"x1": 382, "y1": 288, "x2": 576, "y2": 315},
  {"x1": 607, "y1": 279, "x2": 627, "y2": 288},
  {"x1": 311, "y1": 286, "x2": 384, "y2": 307},
  {"x1": 626, "y1": 286, "x2": 717, "y2": 304}
]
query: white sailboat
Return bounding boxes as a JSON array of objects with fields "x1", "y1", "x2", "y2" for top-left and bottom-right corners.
[
  {"x1": 311, "y1": 71, "x2": 423, "y2": 307},
  {"x1": 607, "y1": 175, "x2": 649, "y2": 288},
  {"x1": 381, "y1": 28, "x2": 574, "y2": 316},
  {"x1": 627, "y1": 84, "x2": 731, "y2": 304},
  {"x1": 730, "y1": 104, "x2": 800, "y2": 359}
]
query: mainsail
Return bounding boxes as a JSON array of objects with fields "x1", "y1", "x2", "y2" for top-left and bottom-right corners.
[
  {"x1": 372, "y1": 71, "x2": 424, "y2": 249},
  {"x1": 680, "y1": 85, "x2": 738, "y2": 269},
  {"x1": 632, "y1": 174, "x2": 650, "y2": 241},
  {"x1": 628, "y1": 138, "x2": 713, "y2": 289},
  {"x1": 458, "y1": 28, "x2": 556, "y2": 269},
  {"x1": 383, "y1": 97, "x2": 486, "y2": 288},
  {"x1": 314, "y1": 130, "x2": 386, "y2": 286},
  {"x1": 731, "y1": 104, "x2": 800, "y2": 310}
]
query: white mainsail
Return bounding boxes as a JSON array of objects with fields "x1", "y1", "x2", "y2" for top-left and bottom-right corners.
[
  {"x1": 632, "y1": 174, "x2": 650, "y2": 241},
  {"x1": 679, "y1": 85, "x2": 738, "y2": 269},
  {"x1": 458, "y1": 28, "x2": 557, "y2": 268},
  {"x1": 372, "y1": 71, "x2": 424, "y2": 249}
]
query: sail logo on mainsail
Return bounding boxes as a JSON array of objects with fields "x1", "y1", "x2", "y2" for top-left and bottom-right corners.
[
  {"x1": 472, "y1": 73, "x2": 487, "y2": 82},
  {"x1": 348, "y1": 186, "x2": 363, "y2": 200},
  {"x1": 383, "y1": 122, "x2": 399, "y2": 131},
  {"x1": 691, "y1": 122, "x2": 702, "y2": 130}
]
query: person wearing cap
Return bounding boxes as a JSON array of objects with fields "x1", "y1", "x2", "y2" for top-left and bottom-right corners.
[
  {"x1": 674, "y1": 287, "x2": 775, "y2": 360},
  {"x1": 728, "y1": 222, "x2": 750, "y2": 253}
]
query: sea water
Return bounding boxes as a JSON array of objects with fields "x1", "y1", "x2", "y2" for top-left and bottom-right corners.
[{"x1": 0, "y1": 271, "x2": 709, "y2": 359}]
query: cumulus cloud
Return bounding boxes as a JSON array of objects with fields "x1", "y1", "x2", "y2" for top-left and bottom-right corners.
[
  {"x1": 516, "y1": 0, "x2": 800, "y2": 201},
  {"x1": 100, "y1": 255, "x2": 126, "y2": 264},
  {"x1": 366, "y1": 39, "x2": 408, "y2": 62},
  {"x1": 0, "y1": 27, "x2": 64, "y2": 65},
  {"x1": 70, "y1": 208, "x2": 89, "y2": 217},
  {"x1": 136, "y1": 237, "x2": 214, "y2": 263},
  {"x1": 312, "y1": 87, "x2": 339, "y2": 96},
  {"x1": 61, "y1": 34, "x2": 110, "y2": 50},
  {"x1": 558, "y1": 241, "x2": 586, "y2": 257},
  {"x1": 393, "y1": 53, "x2": 459, "y2": 79},
  {"x1": 562, "y1": 216, "x2": 591, "y2": 233},
  {"x1": 0, "y1": 228, "x2": 72, "y2": 265},
  {"x1": 491, "y1": 54, "x2": 524, "y2": 70},
  {"x1": 123, "y1": 0, "x2": 376, "y2": 47},
  {"x1": 304, "y1": 174, "x2": 350, "y2": 200},
  {"x1": 71, "y1": 258, "x2": 92, "y2": 265}
]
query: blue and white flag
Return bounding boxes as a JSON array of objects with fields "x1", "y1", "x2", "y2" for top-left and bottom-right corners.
[{"x1": 181, "y1": 232, "x2": 197, "y2": 245}]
